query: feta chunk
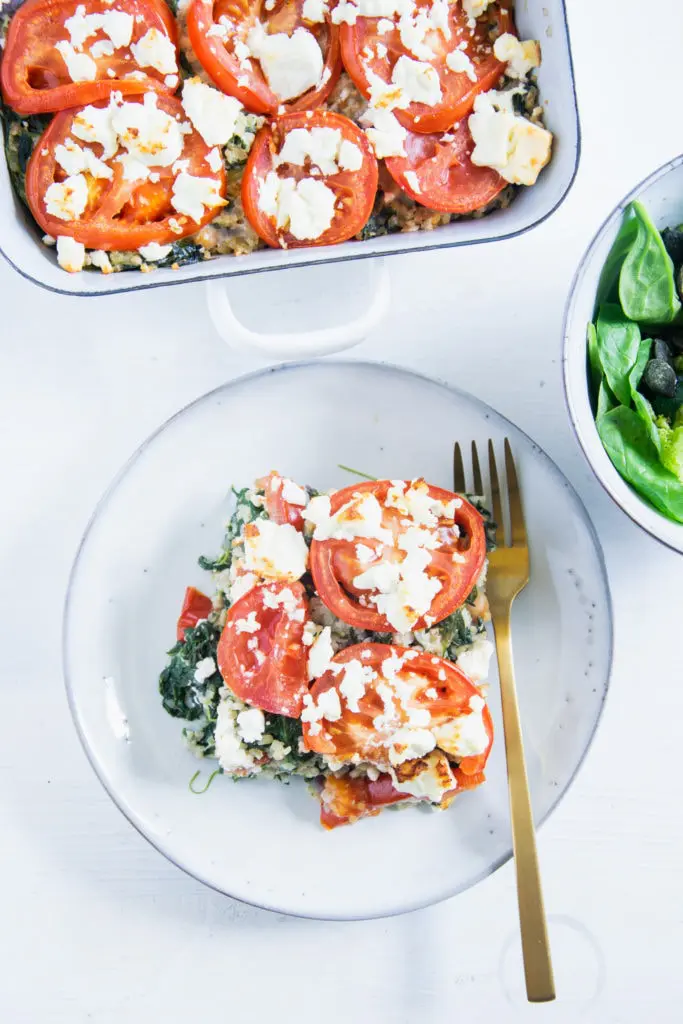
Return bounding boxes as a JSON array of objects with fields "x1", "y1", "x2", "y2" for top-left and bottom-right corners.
[
  {"x1": 171, "y1": 171, "x2": 226, "y2": 222},
  {"x1": 236, "y1": 707, "x2": 266, "y2": 743},
  {"x1": 301, "y1": 687, "x2": 342, "y2": 735},
  {"x1": 72, "y1": 99, "x2": 119, "y2": 158},
  {"x1": 131, "y1": 27, "x2": 177, "y2": 75},
  {"x1": 307, "y1": 625, "x2": 335, "y2": 679},
  {"x1": 194, "y1": 656, "x2": 216, "y2": 682},
  {"x1": 433, "y1": 702, "x2": 489, "y2": 759},
  {"x1": 302, "y1": 0, "x2": 328, "y2": 21},
  {"x1": 45, "y1": 173, "x2": 89, "y2": 220},
  {"x1": 257, "y1": 172, "x2": 337, "y2": 241},
  {"x1": 361, "y1": 106, "x2": 407, "y2": 158},
  {"x1": 88, "y1": 249, "x2": 113, "y2": 273},
  {"x1": 390, "y1": 750, "x2": 456, "y2": 803},
  {"x1": 243, "y1": 519, "x2": 308, "y2": 580},
  {"x1": 138, "y1": 241, "x2": 172, "y2": 261},
  {"x1": 392, "y1": 55, "x2": 442, "y2": 107},
  {"x1": 55, "y1": 235, "x2": 86, "y2": 272},
  {"x1": 215, "y1": 699, "x2": 260, "y2": 773},
  {"x1": 112, "y1": 92, "x2": 184, "y2": 167},
  {"x1": 493, "y1": 33, "x2": 541, "y2": 79},
  {"x1": 246, "y1": 24, "x2": 323, "y2": 101},
  {"x1": 386, "y1": 726, "x2": 435, "y2": 765},
  {"x1": 234, "y1": 611, "x2": 260, "y2": 634},
  {"x1": 469, "y1": 88, "x2": 552, "y2": 186},
  {"x1": 54, "y1": 139, "x2": 112, "y2": 179},
  {"x1": 456, "y1": 636, "x2": 494, "y2": 683},
  {"x1": 446, "y1": 48, "x2": 477, "y2": 83},
  {"x1": 462, "y1": 0, "x2": 495, "y2": 19},
  {"x1": 182, "y1": 77, "x2": 244, "y2": 147},
  {"x1": 55, "y1": 41, "x2": 98, "y2": 82}
]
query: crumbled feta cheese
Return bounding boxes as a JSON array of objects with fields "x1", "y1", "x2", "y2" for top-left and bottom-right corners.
[
  {"x1": 386, "y1": 726, "x2": 435, "y2": 765},
  {"x1": 301, "y1": 687, "x2": 342, "y2": 735},
  {"x1": 112, "y1": 92, "x2": 184, "y2": 166},
  {"x1": 302, "y1": 0, "x2": 328, "y2": 21},
  {"x1": 307, "y1": 625, "x2": 335, "y2": 679},
  {"x1": 54, "y1": 139, "x2": 112, "y2": 179},
  {"x1": 462, "y1": 0, "x2": 494, "y2": 19},
  {"x1": 361, "y1": 106, "x2": 407, "y2": 158},
  {"x1": 355, "y1": 543, "x2": 376, "y2": 565},
  {"x1": 246, "y1": 23, "x2": 322, "y2": 101},
  {"x1": 425, "y1": 686, "x2": 438, "y2": 700},
  {"x1": 243, "y1": 519, "x2": 308, "y2": 580},
  {"x1": 88, "y1": 249, "x2": 113, "y2": 273},
  {"x1": 138, "y1": 241, "x2": 172, "y2": 261},
  {"x1": 257, "y1": 172, "x2": 336, "y2": 241},
  {"x1": 391, "y1": 55, "x2": 442, "y2": 107},
  {"x1": 131, "y1": 27, "x2": 177, "y2": 75},
  {"x1": 398, "y1": 4, "x2": 450, "y2": 62},
  {"x1": 45, "y1": 174, "x2": 89, "y2": 220},
  {"x1": 446, "y1": 48, "x2": 477, "y2": 83},
  {"x1": 338, "y1": 659, "x2": 374, "y2": 712},
  {"x1": 390, "y1": 750, "x2": 456, "y2": 802},
  {"x1": 493, "y1": 33, "x2": 541, "y2": 79},
  {"x1": 72, "y1": 99, "x2": 119, "y2": 157},
  {"x1": 205, "y1": 147, "x2": 223, "y2": 172},
  {"x1": 236, "y1": 707, "x2": 265, "y2": 743},
  {"x1": 182, "y1": 77, "x2": 244, "y2": 146},
  {"x1": 304, "y1": 492, "x2": 393, "y2": 544},
  {"x1": 171, "y1": 171, "x2": 226, "y2": 222},
  {"x1": 194, "y1": 656, "x2": 216, "y2": 681},
  {"x1": 89, "y1": 39, "x2": 115, "y2": 59},
  {"x1": 403, "y1": 169, "x2": 420, "y2": 192},
  {"x1": 469, "y1": 88, "x2": 552, "y2": 186},
  {"x1": 56, "y1": 41, "x2": 98, "y2": 82},
  {"x1": 456, "y1": 636, "x2": 494, "y2": 682},
  {"x1": 215, "y1": 698, "x2": 260, "y2": 772},
  {"x1": 434, "y1": 703, "x2": 489, "y2": 758},
  {"x1": 281, "y1": 478, "x2": 308, "y2": 505},
  {"x1": 234, "y1": 611, "x2": 260, "y2": 634},
  {"x1": 55, "y1": 235, "x2": 86, "y2": 272},
  {"x1": 405, "y1": 704, "x2": 431, "y2": 728}
]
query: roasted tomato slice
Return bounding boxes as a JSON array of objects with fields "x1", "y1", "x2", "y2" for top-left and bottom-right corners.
[
  {"x1": 1, "y1": 0, "x2": 178, "y2": 115},
  {"x1": 187, "y1": 0, "x2": 341, "y2": 115},
  {"x1": 319, "y1": 773, "x2": 410, "y2": 829},
  {"x1": 385, "y1": 120, "x2": 506, "y2": 213},
  {"x1": 25, "y1": 92, "x2": 227, "y2": 250},
  {"x1": 257, "y1": 471, "x2": 308, "y2": 530},
  {"x1": 177, "y1": 586, "x2": 213, "y2": 641},
  {"x1": 217, "y1": 581, "x2": 310, "y2": 718},
  {"x1": 242, "y1": 109, "x2": 378, "y2": 248},
  {"x1": 340, "y1": 1, "x2": 510, "y2": 134},
  {"x1": 307, "y1": 479, "x2": 485, "y2": 632},
  {"x1": 302, "y1": 642, "x2": 493, "y2": 773}
]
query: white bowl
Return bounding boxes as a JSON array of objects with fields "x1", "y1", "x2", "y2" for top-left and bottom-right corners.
[
  {"x1": 63, "y1": 361, "x2": 612, "y2": 920},
  {"x1": 563, "y1": 155, "x2": 683, "y2": 555}
]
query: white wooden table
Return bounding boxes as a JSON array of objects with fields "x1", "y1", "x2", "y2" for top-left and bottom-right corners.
[{"x1": 2, "y1": 1, "x2": 683, "y2": 1020}]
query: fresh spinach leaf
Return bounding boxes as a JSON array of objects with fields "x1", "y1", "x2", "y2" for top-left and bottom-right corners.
[
  {"x1": 587, "y1": 322, "x2": 603, "y2": 398},
  {"x1": 595, "y1": 304, "x2": 642, "y2": 407},
  {"x1": 596, "y1": 211, "x2": 639, "y2": 307},
  {"x1": 596, "y1": 380, "x2": 617, "y2": 420},
  {"x1": 598, "y1": 406, "x2": 683, "y2": 523},
  {"x1": 628, "y1": 335, "x2": 661, "y2": 452},
  {"x1": 619, "y1": 201, "x2": 681, "y2": 324}
]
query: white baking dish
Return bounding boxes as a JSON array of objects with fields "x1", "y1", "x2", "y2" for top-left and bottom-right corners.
[{"x1": 0, "y1": 1, "x2": 579, "y2": 348}]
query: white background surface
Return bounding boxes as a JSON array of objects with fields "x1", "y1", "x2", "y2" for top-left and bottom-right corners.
[{"x1": 1, "y1": 1, "x2": 682, "y2": 1020}]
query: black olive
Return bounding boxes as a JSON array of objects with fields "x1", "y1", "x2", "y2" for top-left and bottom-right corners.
[
  {"x1": 642, "y1": 359, "x2": 677, "y2": 397},
  {"x1": 653, "y1": 339, "x2": 673, "y2": 364},
  {"x1": 652, "y1": 379, "x2": 683, "y2": 419},
  {"x1": 662, "y1": 226, "x2": 683, "y2": 266}
]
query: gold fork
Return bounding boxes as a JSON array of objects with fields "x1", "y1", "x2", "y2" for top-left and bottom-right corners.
[{"x1": 453, "y1": 438, "x2": 555, "y2": 1004}]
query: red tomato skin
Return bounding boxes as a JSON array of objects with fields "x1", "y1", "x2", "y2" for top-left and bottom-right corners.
[
  {"x1": 187, "y1": 0, "x2": 341, "y2": 115},
  {"x1": 177, "y1": 586, "x2": 213, "y2": 642},
  {"x1": 242, "y1": 110, "x2": 378, "y2": 249},
  {"x1": 259, "y1": 472, "x2": 307, "y2": 531},
  {"x1": 309, "y1": 480, "x2": 486, "y2": 632},
  {"x1": 1, "y1": 0, "x2": 178, "y2": 114},
  {"x1": 217, "y1": 581, "x2": 310, "y2": 718},
  {"x1": 25, "y1": 93, "x2": 226, "y2": 250}
]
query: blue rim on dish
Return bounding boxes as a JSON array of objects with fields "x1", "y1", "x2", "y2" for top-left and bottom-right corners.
[
  {"x1": 562, "y1": 152, "x2": 683, "y2": 556},
  {"x1": 62, "y1": 360, "x2": 613, "y2": 920}
]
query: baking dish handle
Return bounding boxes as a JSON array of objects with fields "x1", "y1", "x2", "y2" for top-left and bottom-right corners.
[{"x1": 206, "y1": 257, "x2": 390, "y2": 358}]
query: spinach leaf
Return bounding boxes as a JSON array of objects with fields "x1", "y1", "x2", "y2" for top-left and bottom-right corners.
[
  {"x1": 595, "y1": 303, "x2": 642, "y2": 407},
  {"x1": 596, "y1": 211, "x2": 639, "y2": 306},
  {"x1": 598, "y1": 406, "x2": 683, "y2": 523},
  {"x1": 587, "y1": 322, "x2": 603, "y2": 398},
  {"x1": 619, "y1": 202, "x2": 681, "y2": 324},
  {"x1": 596, "y1": 380, "x2": 617, "y2": 420},
  {"x1": 628, "y1": 335, "x2": 661, "y2": 452}
]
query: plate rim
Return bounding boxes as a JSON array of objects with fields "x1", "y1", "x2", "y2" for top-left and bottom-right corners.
[{"x1": 62, "y1": 359, "x2": 614, "y2": 920}]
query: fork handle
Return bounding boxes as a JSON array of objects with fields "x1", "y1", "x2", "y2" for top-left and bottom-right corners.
[{"x1": 493, "y1": 610, "x2": 556, "y2": 1003}]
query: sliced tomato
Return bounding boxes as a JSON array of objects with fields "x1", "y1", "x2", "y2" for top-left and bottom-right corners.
[
  {"x1": 302, "y1": 643, "x2": 493, "y2": 772},
  {"x1": 177, "y1": 586, "x2": 213, "y2": 641},
  {"x1": 25, "y1": 93, "x2": 226, "y2": 250},
  {"x1": 309, "y1": 479, "x2": 485, "y2": 633},
  {"x1": 217, "y1": 581, "x2": 310, "y2": 717},
  {"x1": 457, "y1": 704, "x2": 494, "y2": 776},
  {"x1": 242, "y1": 109, "x2": 378, "y2": 249},
  {"x1": 340, "y1": 1, "x2": 510, "y2": 134},
  {"x1": 187, "y1": 0, "x2": 341, "y2": 115},
  {"x1": 319, "y1": 773, "x2": 410, "y2": 829},
  {"x1": 1, "y1": 0, "x2": 178, "y2": 115},
  {"x1": 257, "y1": 471, "x2": 308, "y2": 530},
  {"x1": 385, "y1": 120, "x2": 505, "y2": 213}
]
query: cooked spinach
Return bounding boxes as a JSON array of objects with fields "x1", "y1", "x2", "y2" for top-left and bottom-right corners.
[
  {"x1": 198, "y1": 486, "x2": 267, "y2": 575},
  {"x1": 156, "y1": 239, "x2": 205, "y2": 268},
  {"x1": 159, "y1": 620, "x2": 221, "y2": 720},
  {"x1": 1, "y1": 105, "x2": 50, "y2": 207}
]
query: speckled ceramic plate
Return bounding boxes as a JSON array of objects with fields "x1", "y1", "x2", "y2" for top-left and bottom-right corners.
[{"x1": 63, "y1": 362, "x2": 612, "y2": 920}]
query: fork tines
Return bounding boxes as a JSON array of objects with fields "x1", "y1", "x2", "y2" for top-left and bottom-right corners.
[{"x1": 452, "y1": 439, "x2": 526, "y2": 549}]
